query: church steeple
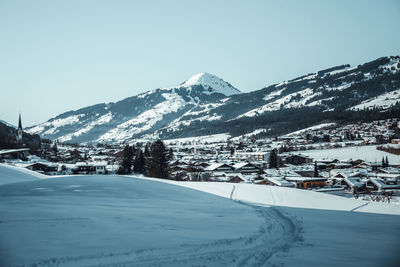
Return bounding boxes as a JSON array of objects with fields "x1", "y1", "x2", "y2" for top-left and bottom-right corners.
[
  {"x1": 18, "y1": 113, "x2": 22, "y2": 130},
  {"x1": 16, "y1": 113, "x2": 23, "y2": 145}
]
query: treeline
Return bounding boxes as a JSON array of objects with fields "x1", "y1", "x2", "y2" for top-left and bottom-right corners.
[
  {"x1": 117, "y1": 139, "x2": 173, "y2": 179},
  {"x1": 377, "y1": 146, "x2": 400, "y2": 156},
  {"x1": 0, "y1": 121, "x2": 43, "y2": 155}
]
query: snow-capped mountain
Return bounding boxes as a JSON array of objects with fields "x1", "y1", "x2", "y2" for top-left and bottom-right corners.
[
  {"x1": 27, "y1": 56, "x2": 400, "y2": 143},
  {"x1": 179, "y1": 72, "x2": 240, "y2": 96},
  {"x1": 26, "y1": 73, "x2": 241, "y2": 143},
  {"x1": 158, "y1": 56, "x2": 400, "y2": 139}
]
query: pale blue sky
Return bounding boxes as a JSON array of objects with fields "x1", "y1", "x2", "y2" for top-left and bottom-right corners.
[{"x1": 1, "y1": 0, "x2": 399, "y2": 126}]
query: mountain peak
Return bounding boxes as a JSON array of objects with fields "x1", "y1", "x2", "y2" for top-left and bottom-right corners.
[{"x1": 181, "y1": 72, "x2": 241, "y2": 96}]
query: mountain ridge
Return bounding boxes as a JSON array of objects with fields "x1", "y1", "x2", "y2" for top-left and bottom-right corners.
[{"x1": 26, "y1": 56, "x2": 400, "y2": 143}]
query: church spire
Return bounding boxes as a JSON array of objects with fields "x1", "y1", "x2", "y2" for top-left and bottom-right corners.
[
  {"x1": 18, "y1": 113, "x2": 22, "y2": 130},
  {"x1": 16, "y1": 113, "x2": 23, "y2": 145}
]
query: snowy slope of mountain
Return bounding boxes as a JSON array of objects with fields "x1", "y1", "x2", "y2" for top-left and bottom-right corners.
[
  {"x1": 27, "y1": 56, "x2": 400, "y2": 143},
  {"x1": 228, "y1": 56, "x2": 400, "y2": 120},
  {"x1": 26, "y1": 73, "x2": 241, "y2": 143},
  {"x1": 350, "y1": 89, "x2": 400, "y2": 110}
]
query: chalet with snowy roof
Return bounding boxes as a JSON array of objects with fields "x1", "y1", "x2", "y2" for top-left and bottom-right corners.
[
  {"x1": 293, "y1": 167, "x2": 315, "y2": 177},
  {"x1": 235, "y1": 151, "x2": 269, "y2": 162},
  {"x1": 375, "y1": 173, "x2": 400, "y2": 182},
  {"x1": 327, "y1": 162, "x2": 352, "y2": 169},
  {"x1": 26, "y1": 162, "x2": 59, "y2": 175},
  {"x1": 370, "y1": 162, "x2": 382, "y2": 172},
  {"x1": 329, "y1": 136, "x2": 342, "y2": 142},
  {"x1": 379, "y1": 167, "x2": 400, "y2": 175},
  {"x1": 0, "y1": 148, "x2": 30, "y2": 160},
  {"x1": 284, "y1": 176, "x2": 327, "y2": 189},
  {"x1": 224, "y1": 173, "x2": 247, "y2": 183},
  {"x1": 315, "y1": 162, "x2": 328, "y2": 170},
  {"x1": 366, "y1": 178, "x2": 400, "y2": 192},
  {"x1": 284, "y1": 154, "x2": 312, "y2": 165},
  {"x1": 170, "y1": 161, "x2": 207, "y2": 181},
  {"x1": 339, "y1": 177, "x2": 367, "y2": 194},
  {"x1": 232, "y1": 162, "x2": 262, "y2": 175},
  {"x1": 73, "y1": 162, "x2": 107, "y2": 175},
  {"x1": 63, "y1": 149, "x2": 85, "y2": 163},
  {"x1": 204, "y1": 163, "x2": 234, "y2": 173},
  {"x1": 329, "y1": 169, "x2": 368, "y2": 184},
  {"x1": 266, "y1": 177, "x2": 295, "y2": 187}
]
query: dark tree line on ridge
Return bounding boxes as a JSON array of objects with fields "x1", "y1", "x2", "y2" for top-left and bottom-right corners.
[
  {"x1": 0, "y1": 121, "x2": 45, "y2": 156},
  {"x1": 117, "y1": 139, "x2": 173, "y2": 179}
]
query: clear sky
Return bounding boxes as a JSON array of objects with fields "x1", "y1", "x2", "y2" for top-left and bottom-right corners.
[{"x1": 1, "y1": 0, "x2": 399, "y2": 127}]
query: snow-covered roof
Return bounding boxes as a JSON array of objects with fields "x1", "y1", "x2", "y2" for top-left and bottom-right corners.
[
  {"x1": 380, "y1": 167, "x2": 400, "y2": 175},
  {"x1": 26, "y1": 162, "x2": 59, "y2": 168},
  {"x1": 75, "y1": 161, "x2": 107, "y2": 167},
  {"x1": 285, "y1": 176, "x2": 327, "y2": 182},
  {"x1": 204, "y1": 163, "x2": 232, "y2": 171},
  {"x1": 0, "y1": 148, "x2": 30, "y2": 155},
  {"x1": 232, "y1": 162, "x2": 258, "y2": 170},
  {"x1": 267, "y1": 177, "x2": 295, "y2": 187},
  {"x1": 368, "y1": 178, "x2": 400, "y2": 189},
  {"x1": 343, "y1": 177, "x2": 366, "y2": 188}
]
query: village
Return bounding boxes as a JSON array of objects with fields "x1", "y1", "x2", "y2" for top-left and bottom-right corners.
[{"x1": 1, "y1": 118, "x2": 400, "y2": 203}]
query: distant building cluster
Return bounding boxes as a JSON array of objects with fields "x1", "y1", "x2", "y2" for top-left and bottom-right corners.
[{"x1": 1, "y1": 117, "x2": 399, "y2": 203}]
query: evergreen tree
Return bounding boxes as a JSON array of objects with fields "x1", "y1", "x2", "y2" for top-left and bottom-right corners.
[
  {"x1": 118, "y1": 145, "x2": 134, "y2": 174},
  {"x1": 133, "y1": 149, "x2": 145, "y2": 174},
  {"x1": 145, "y1": 140, "x2": 169, "y2": 179},
  {"x1": 385, "y1": 156, "x2": 389, "y2": 167},
  {"x1": 268, "y1": 149, "x2": 279, "y2": 169},
  {"x1": 144, "y1": 144, "x2": 150, "y2": 157},
  {"x1": 168, "y1": 147, "x2": 174, "y2": 161},
  {"x1": 52, "y1": 142, "x2": 58, "y2": 156},
  {"x1": 237, "y1": 142, "x2": 244, "y2": 150},
  {"x1": 382, "y1": 157, "x2": 385, "y2": 168},
  {"x1": 314, "y1": 161, "x2": 319, "y2": 177}
]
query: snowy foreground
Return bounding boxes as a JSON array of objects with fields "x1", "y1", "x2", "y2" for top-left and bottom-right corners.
[{"x1": 0, "y1": 164, "x2": 400, "y2": 266}]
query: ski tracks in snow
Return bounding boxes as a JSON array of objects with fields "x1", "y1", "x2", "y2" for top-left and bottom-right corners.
[
  {"x1": 30, "y1": 204, "x2": 303, "y2": 267},
  {"x1": 350, "y1": 202, "x2": 370, "y2": 212},
  {"x1": 230, "y1": 185, "x2": 237, "y2": 200}
]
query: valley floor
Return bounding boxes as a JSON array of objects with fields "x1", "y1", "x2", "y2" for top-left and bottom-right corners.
[{"x1": 0, "y1": 164, "x2": 399, "y2": 266}]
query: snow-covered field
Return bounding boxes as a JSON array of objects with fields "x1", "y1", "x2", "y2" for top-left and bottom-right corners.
[
  {"x1": 1, "y1": 164, "x2": 400, "y2": 266},
  {"x1": 285, "y1": 122, "x2": 337, "y2": 136},
  {"x1": 295, "y1": 145, "x2": 400, "y2": 165},
  {"x1": 163, "y1": 133, "x2": 231, "y2": 145}
]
